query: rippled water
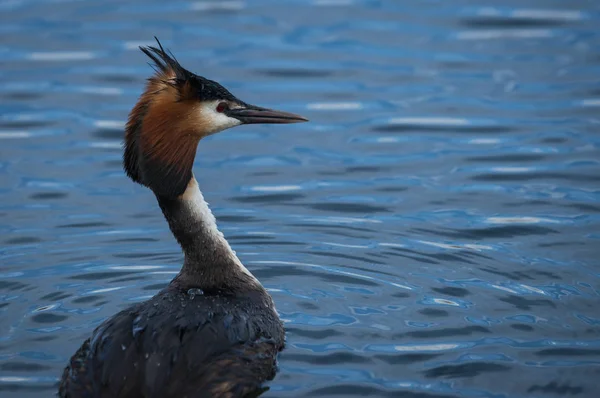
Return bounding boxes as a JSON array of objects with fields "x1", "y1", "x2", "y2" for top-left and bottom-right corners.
[{"x1": 1, "y1": 0, "x2": 600, "y2": 397}]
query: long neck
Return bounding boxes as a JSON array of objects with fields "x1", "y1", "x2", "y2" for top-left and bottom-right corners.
[{"x1": 156, "y1": 177, "x2": 260, "y2": 293}]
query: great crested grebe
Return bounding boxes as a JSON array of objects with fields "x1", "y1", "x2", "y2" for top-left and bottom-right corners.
[{"x1": 59, "y1": 38, "x2": 308, "y2": 398}]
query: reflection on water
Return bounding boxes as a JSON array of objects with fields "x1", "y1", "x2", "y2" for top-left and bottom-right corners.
[{"x1": 1, "y1": 0, "x2": 600, "y2": 397}]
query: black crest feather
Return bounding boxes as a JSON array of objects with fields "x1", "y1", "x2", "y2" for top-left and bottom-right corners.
[
  {"x1": 139, "y1": 37, "x2": 239, "y2": 103},
  {"x1": 139, "y1": 37, "x2": 191, "y2": 82}
]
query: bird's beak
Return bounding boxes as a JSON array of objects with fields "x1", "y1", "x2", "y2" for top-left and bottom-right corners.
[{"x1": 226, "y1": 105, "x2": 308, "y2": 124}]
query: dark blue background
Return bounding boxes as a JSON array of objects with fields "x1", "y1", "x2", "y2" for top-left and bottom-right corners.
[{"x1": 1, "y1": 0, "x2": 599, "y2": 397}]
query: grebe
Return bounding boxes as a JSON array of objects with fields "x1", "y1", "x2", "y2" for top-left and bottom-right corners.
[{"x1": 59, "y1": 38, "x2": 308, "y2": 398}]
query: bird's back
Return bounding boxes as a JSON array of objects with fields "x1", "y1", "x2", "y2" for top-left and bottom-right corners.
[{"x1": 59, "y1": 285, "x2": 285, "y2": 398}]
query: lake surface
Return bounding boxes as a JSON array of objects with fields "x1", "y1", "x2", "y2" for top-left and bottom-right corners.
[{"x1": 1, "y1": 0, "x2": 600, "y2": 397}]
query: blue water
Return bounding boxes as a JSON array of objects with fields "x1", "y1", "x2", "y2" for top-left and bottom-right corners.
[{"x1": 1, "y1": 0, "x2": 600, "y2": 397}]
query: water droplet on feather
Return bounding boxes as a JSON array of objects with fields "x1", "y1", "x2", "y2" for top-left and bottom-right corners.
[{"x1": 187, "y1": 288, "x2": 204, "y2": 299}]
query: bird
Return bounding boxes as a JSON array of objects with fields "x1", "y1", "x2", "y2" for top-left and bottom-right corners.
[{"x1": 59, "y1": 38, "x2": 308, "y2": 398}]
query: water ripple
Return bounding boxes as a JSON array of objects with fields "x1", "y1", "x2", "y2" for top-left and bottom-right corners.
[{"x1": 1, "y1": 0, "x2": 600, "y2": 397}]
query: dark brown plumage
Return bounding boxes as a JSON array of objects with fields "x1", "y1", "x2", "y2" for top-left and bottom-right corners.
[{"x1": 59, "y1": 284, "x2": 284, "y2": 398}]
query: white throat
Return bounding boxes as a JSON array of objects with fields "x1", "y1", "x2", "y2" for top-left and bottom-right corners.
[{"x1": 180, "y1": 177, "x2": 258, "y2": 282}]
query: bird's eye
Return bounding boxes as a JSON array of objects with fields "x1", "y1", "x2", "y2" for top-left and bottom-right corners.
[{"x1": 216, "y1": 102, "x2": 228, "y2": 113}]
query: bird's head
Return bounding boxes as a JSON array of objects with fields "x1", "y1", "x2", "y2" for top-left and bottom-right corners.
[{"x1": 124, "y1": 38, "x2": 308, "y2": 198}]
